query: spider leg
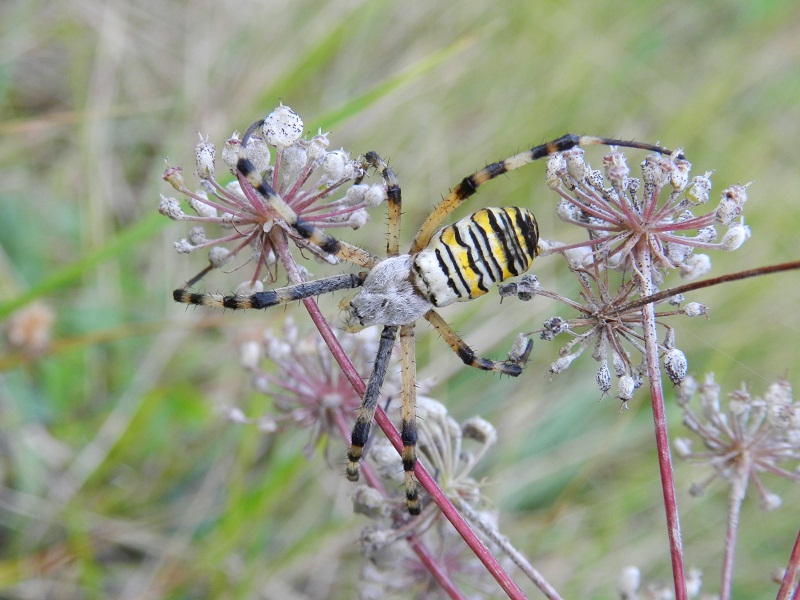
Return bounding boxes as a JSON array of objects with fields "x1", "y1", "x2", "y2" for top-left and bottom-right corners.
[
  {"x1": 364, "y1": 152, "x2": 401, "y2": 257},
  {"x1": 346, "y1": 324, "x2": 398, "y2": 484},
  {"x1": 410, "y1": 135, "x2": 680, "y2": 253},
  {"x1": 399, "y1": 323, "x2": 420, "y2": 514},
  {"x1": 237, "y1": 120, "x2": 379, "y2": 269},
  {"x1": 173, "y1": 272, "x2": 366, "y2": 309},
  {"x1": 424, "y1": 309, "x2": 532, "y2": 376}
]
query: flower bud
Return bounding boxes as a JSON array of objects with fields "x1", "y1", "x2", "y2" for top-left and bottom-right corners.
[
  {"x1": 194, "y1": 134, "x2": 215, "y2": 179},
  {"x1": 158, "y1": 195, "x2": 184, "y2": 220},
  {"x1": 263, "y1": 104, "x2": 303, "y2": 147},
  {"x1": 664, "y1": 347, "x2": 688, "y2": 385}
]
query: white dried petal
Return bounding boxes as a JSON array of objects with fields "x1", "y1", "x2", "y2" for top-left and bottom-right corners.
[
  {"x1": 234, "y1": 280, "x2": 264, "y2": 296},
  {"x1": 194, "y1": 134, "x2": 215, "y2": 178},
  {"x1": 158, "y1": 195, "x2": 184, "y2": 220},
  {"x1": 760, "y1": 492, "x2": 782, "y2": 511},
  {"x1": 556, "y1": 200, "x2": 579, "y2": 222},
  {"x1": 545, "y1": 153, "x2": 566, "y2": 188},
  {"x1": 174, "y1": 239, "x2": 193, "y2": 254},
  {"x1": 352, "y1": 485, "x2": 387, "y2": 519},
  {"x1": 674, "y1": 437, "x2": 693, "y2": 458},
  {"x1": 346, "y1": 209, "x2": 369, "y2": 229},
  {"x1": 686, "y1": 567, "x2": 703, "y2": 598},
  {"x1": 596, "y1": 361, "x2": 611, "y2": 394},
  {"x1": 208, "y1": 246, "x2": 232, "y2": 267},
  {"x1": 263, "y1": 104, "x2": 303, "y2": 147},
  {"x1": 225, "y1": 406, "x2": 249, "y2": 423},
  {"x1": 222, "y1": 133, "x2": 241, "y2": 170},
  {"x1": 281, "y1": 144, "x2": 307, "y2": 181},
  {"x1": 664, "y1": 348, "x2": 688, "y2": 385},
  {"x1": 188, "y1": 192, "x2": 217, "y2": 218},
  {"x1": 679, "y1": 254, "x2": 712, "y2": 280},
  {"x1": 683, "y1": 302, "x2": 707, "y2": 317},
  {"x1": 686, "y1": 172, "x2": 713, "y2": 204},
  {"x1": 550, "y1": 352, "x2": 578, "y2": 375},
  {"x1": 244, "y1": 134, "x2": 271, "y2": 173},
  {"x1": 187, "y1": 226, "x2": 207, "y2": 245},
  {"x1": 617, "y1": 565, "x2": 641, "y2": 596},
  {"x1": 321, "y1": 150, "x2": 348, "y2": 182},
  {"x1": 239, "y1": 341, "x2": 262, "y2": 370},
  {"x1": 670, "y1": 159, "x2": 691, "y2": 190},
  {"x1": 564, "y1": 148, "x2": 587, "y2": 181},
  {"x1": 764, "y1": 379, "x2": 793, "y2": 406},
  {"x1": 364, "y1": 184, "x2": 388, "y2": 207},
  {"x1": 617, "y1": 375, "x2": 635, "y2": 402},
  {"x1": 695, "y1": 226, "x2": 717, "y2": 243},
  {"x1": 603, "y1": 150, "x2": 630, "y2": 189},
  {"x1": 720, "y1": 221, "x2": 751, "y2": 251},
  {"x1": 344, "y1": 184, "x2": 367, "y2": 205},
  {"x1": 307, "y1": 132, "x2": 330, "y2": 160},
  {"x1": 640, "y1": 153, "x2": 673, "y2": 189}
]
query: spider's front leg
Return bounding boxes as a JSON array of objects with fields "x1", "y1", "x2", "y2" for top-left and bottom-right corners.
[{"x1": 173, "y1": 273, "x2": 367, "y2": 309}]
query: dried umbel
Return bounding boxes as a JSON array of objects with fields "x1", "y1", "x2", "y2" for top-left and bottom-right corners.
[
  {"x1": 504, "y1": 147, "x2": 750, "y2": 402},
  {"x1": 161, "y1": 103, "x2": 386, "y2": 290},
  {"x1": 675, "y1": 374, "x2": 800, "y2": 507}
]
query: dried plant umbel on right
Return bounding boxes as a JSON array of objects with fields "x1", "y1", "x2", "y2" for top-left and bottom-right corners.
[{"x1": 675, "y1": 375, "x2": 800, "y2": 598}]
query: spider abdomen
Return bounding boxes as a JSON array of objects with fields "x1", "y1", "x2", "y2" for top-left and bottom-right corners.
[{"x1": 413, "y1": 206, "x2": 539, "y2": 307}]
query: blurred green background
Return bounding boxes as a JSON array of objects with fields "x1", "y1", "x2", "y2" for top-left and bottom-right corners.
[{"x1": 1, "y1": 0, "x2": 799, "y2": 597}]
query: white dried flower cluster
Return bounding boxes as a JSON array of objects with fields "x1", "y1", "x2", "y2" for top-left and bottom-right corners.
[
  {"x1": 546, "y1": 147, "x2": 750, "y2": 283},
  {"x1": 675, "y1": 374, "x2": 800, "y2": 508},
  {"x1": 504, "y1": 146, "x2": 752, "y2": 401},
  {"x1": 355, "y1": 397, "x2": 509, "y2": 599},
  {"x1": 160, "y1": 103, "x2": 387, "y2": 289},
  {"x1": 231, "y1": 321, "x2": 388, "y2": 458}
]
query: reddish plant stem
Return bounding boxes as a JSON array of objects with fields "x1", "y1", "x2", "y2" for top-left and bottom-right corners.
[
  {"x1": 303, "y1": 295, "x2": 525, "y2": 599},
  {"x1": 270, "y1": 230, "x2": 469, "y2": 600},
  {"x1": 625, "y1": 260, "x2": 800, "y2": 312},
  {"x1": 636, "y1": 243, "x2": 687, "y2": 600},
  {"x1": 777, "y1": 528, "x2": 800, "y2": 600}
]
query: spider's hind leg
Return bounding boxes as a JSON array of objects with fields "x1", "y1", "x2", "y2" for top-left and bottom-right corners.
[{"x1": 424, "y1": 309, "x2": 532, "y2": 377}]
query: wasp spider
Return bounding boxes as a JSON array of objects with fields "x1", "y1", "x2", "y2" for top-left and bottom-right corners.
[{"x1": 174, "y1": 118, "x2": 677, "y2": 515}]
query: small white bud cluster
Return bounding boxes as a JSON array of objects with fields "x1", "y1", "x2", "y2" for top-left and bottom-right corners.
[{"x1": 158, "y1": 195, "x2": 184, "y2": 220}]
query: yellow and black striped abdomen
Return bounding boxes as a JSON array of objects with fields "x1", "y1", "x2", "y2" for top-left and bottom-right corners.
[{"x1": 412, "y1": 207, "x2": 539, "y2": 307}]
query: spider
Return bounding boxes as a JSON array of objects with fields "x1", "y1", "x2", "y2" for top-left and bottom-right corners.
[{"x1": 174, "y1": 118, "x2": 678, "y2": 515}]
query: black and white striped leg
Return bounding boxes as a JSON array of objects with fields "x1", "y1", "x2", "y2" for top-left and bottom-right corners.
[
  {"x1": 398, "y1": 323, "x2": 420, "y2": 515},
  {"x1": 424, "y1": 309, "x2": 532, "y2": 376},
  {"x1": 173, "y1": 272, "x2": 366, "y2": 309},
  {"x1": 346, "y1": 325, "x2": 398, "y2": 483},
  {"x1": 410, "y1": 134, "x2": 680, "y2": 253}
]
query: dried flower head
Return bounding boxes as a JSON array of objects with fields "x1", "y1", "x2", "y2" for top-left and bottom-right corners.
[
  {"x1": 357, "y1": 399, "x2": 509, "y2": 598},
  {"x1": 674, "y1": 374, "x2": 800, "y2": 508},
  {"x1": 503, "y1": 147, "x2": 750, "y2": 402},
  {"x1": 160, "y1": 103, "x2": 386, "y2": 289},
  {"x1": 357, "y1": 396, "x2": 498, "y2": 520},
  {"x1": 231, "y1": 320, "x2": 392, "y2": 458}
]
